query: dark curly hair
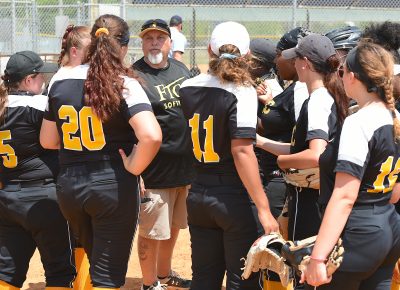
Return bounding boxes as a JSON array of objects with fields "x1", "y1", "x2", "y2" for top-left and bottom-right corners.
[{"x1": 361, "y1": 21, "x2": 400, "y2": 63}]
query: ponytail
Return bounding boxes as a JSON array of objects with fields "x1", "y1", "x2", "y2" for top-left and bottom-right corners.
[
  {"x1": 209, "y1": 44, "x2": 254, "y2": 87},
  {"x1": 84, "y1": 14, "x2": 136, "y2": 122},
  {"x1": 352, "y1": 42, "x2": 400, "y2": 141},
  {"x1": 312, "y1": 54, "x2": 348, "y2": 125}
]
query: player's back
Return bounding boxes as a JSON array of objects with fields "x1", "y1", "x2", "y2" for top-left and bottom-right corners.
[
  {"x1": 46, "y1": 64, "x2": 146, "y2": 166},
  {"x1": 180, "y1": 73, "x2": 257, "y2": 176}
]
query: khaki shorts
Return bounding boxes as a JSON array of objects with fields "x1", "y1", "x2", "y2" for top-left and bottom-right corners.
[{"x1": 139, "y1": 185, "x2": 189, "y2": 240}]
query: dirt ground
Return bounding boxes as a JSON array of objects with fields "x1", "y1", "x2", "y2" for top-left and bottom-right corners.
[{"x1": 22, "y1": 229, "x2": 192, "y2": 290}]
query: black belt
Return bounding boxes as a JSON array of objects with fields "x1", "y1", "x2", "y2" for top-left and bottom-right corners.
[{"x1": 5, "y1": 178, "x2": 54, "y2": 189}]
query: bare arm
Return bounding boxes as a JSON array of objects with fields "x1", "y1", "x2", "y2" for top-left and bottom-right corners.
[
  {"x1": 40, "y1": 119, "x2": 60, "y2": 149},
  {"x1": 173, "y1": 51, "x2": 183, "y2": 62},
  {"x1": 256, "y1": 134, "x2": 291, "y2": 156},
  {"x1": 390, "y1": 182, "x2": 400, "y2": 204},
  {"x1": 119, "y1": 111, "x2": 162, "y2": 176},
  {"x1": 277, "y1": 138, "x2": 327, "y2": 169},
  {"x1": 302, "y1": 172, "x2": 360, "y2": 286},
  {"x1": 231, "y1": 138, "x2": 279, "y2": 234}
]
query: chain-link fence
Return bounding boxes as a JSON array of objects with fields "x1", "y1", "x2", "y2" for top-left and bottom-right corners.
[{"x1": 0, "y1": 0, "x2": 400, "y2": 70}]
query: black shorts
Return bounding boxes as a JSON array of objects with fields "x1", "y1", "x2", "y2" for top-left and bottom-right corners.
[
  {"x1": 57, "y1": 160, "x2": 140, "y2": 288},
  {"x1": 0, "y1": 180, "x2": 75, "y2": 288}
]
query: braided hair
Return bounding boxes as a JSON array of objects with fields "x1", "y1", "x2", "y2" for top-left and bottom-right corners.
[
  {"x1": 58, "y1": 24, "x2": 91, "y2": 66},
  {"x1": 347, "y1": 42, "x2": 400, "y2": 141}
]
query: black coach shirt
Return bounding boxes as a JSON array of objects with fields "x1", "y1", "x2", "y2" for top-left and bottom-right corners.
[
  {"x1": 258, "y1": 81, "x2": 308, "y2": 176},
  {"x1": 133, "y1": 58, "x2": 194, "y2": 188},
  {"x1": 179, "y1": 73, "x2": 257, "y2": 177},
  {"x1": 291, "y1": 87, "x2": 337, "y2": 154},
  {"x1": 44, "y1": 64, "x2": 152, "y2": 166},
  {"x1": 1, "y1": 93, "x2": 57, "y2": 182}
]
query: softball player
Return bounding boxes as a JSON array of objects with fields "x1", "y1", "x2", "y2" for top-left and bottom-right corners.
[
  {"x1": 254, "y1": 28, "x2": 310, "y2": 290},
  {"x1": 257, "y1": 34, "x2": 347, "y2": 241},
  {"x1": 0, "y1": 51, "x2": 75, "y2": 289},
  {"x1": 303, "y1": 42, "x2": 400, "y2": 290},
  {"x1": 256, "y1": 27, "x2": 310, "y2": 219},
  {"x1": 179, "y1": 21, "x2": 278, "y2": 290},
  {"x1": 40, "y1": 14, "x2": 161, "y2": 290},
  {"x1": 51, "y1": 24, "x2": 92, "y2": 290}
]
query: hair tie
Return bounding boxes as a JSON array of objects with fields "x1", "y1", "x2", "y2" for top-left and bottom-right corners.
[
  {"x1": 95, "y1": 27, "x2": 109, "y2": 38},
  {"x1": 219, "y1": 53, "x2": 237, "y2": 60}
]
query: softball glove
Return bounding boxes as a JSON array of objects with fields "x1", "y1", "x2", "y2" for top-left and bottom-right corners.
[
  {"x1": 241, "y1": 234, "x2": 344, "y2": 286},
  {"x1": 281, "y1": 236, "x2": 344, "y2": 278},
  {"x1": 283, "y1": 167, "x2": 320, "y2": 189}
]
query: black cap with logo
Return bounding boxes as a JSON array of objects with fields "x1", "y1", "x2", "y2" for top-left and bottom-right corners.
[
  {"x1": 139, "y1": 19, "x2": 171, "y2": 38},
  {"x1": 4, "y1": 51, "x2": 58, "y2": 83}
]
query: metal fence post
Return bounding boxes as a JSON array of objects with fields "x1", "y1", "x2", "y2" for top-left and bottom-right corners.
[
  {"x1": 59, "y1": 0, "x2": 63, "y2": 16},
  {"x1": 292, "y1": 0, "x2": 297, "y2": 28},
  {"x1": 120, "y1": 0, "x2": 126, "y2": 19},
  {"x1": 77, "y1": 2, "x2": 81, "y2": 25},
  {"x1": 11, "y1": 0, "x2": 16, "y2": 53},
  {"x1": 32, "y1": 0, "x2": 38, "y2": 52},
  {"x1": 190, "y1": 7, "x2": 196, "y2": 68}
]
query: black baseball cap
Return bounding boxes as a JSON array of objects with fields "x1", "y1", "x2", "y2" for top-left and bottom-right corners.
[
  {"x1": 282, "y1": 34, "x2": 336, "y2": 64},
  {"x1": 139, "y1": 19, "x2": 171, "y2": 38},
  {"x1": 169, "y1": 15, "x2": 182, "y2": 26},
  {"x1": 276, "y1": 27, "x2": 311, "y2": 51},
  {"x1": 4, "y1": 51, "x2": 58, "y2": 83},
  {"x1": 250, "y1": 38, "x2": 276, "y2": 67}
]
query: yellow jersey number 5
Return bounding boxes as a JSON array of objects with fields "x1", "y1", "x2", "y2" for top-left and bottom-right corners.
[
  {"x1": 189, "y1": 113, "x2": 220, "y2": 163},
  {"x1": 58, "y1": 105, "x2": 106, "y2": 151},
  {"x1": 0, "y1": 130, "x2": 17, "y2": 168}
]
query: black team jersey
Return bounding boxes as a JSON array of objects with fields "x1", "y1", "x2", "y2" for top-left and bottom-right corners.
[
  {"x1": 1, "y1": 93, "x2": 58, "y2": 182},
  {"x1": 258, "y1": 81, "x2": 308, "y2": 176},
  {"x1": 291, "y1": 87, "x2": 337, "y2": 154},
  {"x1": 179, "y1": 73, "x2": 257, "y2": 177},
  {"x1": 44, "y1": 64, "x2": 152, "y2": 166},
  {"x1": 133, "y1": 58, "x2": 194, "y2": 188},
  {"x1": 320, "y1": 106, "x2": 400, "y2": 205}
]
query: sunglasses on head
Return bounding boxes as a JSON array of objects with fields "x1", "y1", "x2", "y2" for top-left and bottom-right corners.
[{"x1": 142, "y1": 19, "x2": 169, "y2": 30}]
